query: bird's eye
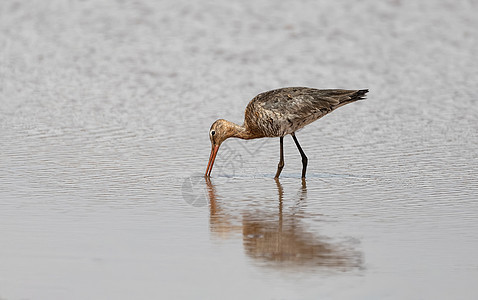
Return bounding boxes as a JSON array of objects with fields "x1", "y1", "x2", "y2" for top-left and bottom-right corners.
[{"x1": 210, "y1": 130, "x2": 215, "y2": 136}]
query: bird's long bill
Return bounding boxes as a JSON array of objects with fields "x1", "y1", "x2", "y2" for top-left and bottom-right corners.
[{"x1": 205, "y1": 145, "x2": 219, "y2": 177}]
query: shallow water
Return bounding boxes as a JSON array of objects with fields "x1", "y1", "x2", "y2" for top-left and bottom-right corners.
[{"x1": 1, "y1": 0, "x2": 478, "y2": 299}]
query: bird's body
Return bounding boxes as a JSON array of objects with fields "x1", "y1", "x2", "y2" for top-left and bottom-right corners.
[
  {"x1": 205, "y1": 87, "x2": 368, "y2": 178},
  {"x1": 244, "y1": 87, "x2": 368, "y2": 138}
]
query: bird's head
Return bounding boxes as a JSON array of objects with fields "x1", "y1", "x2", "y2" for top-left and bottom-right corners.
[
  {"x1": 205, "y1": 119, "x2": 235, "y2": 177},
  {"x1": 208, "y1": 119, "x2": 235, "y2": 147}
]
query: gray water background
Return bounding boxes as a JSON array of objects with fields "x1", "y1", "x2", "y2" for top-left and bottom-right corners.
[{"x1": 1, "y1": 0, "x2": 477, "y2": 299}]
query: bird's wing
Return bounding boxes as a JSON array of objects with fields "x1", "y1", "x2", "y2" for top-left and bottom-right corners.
[
  {"x1": 245, "y1": 87, "x2": 367, "y2": 136},
  {"x1": 257, "y1": 87, "x2": 366, "y2": 113}
]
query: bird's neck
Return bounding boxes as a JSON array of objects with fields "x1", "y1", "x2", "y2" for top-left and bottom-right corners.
[{"x1": 226, "y1": 121, "x2": 256, "y2": 140}]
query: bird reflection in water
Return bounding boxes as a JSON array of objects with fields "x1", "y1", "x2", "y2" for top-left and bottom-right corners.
[{"x1": 204, "y1": 178, "x2": 363, "y2": 271}]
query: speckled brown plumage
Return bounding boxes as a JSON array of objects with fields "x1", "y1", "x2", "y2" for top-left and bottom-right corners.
[{"x1": 244, "y1": 87, "x2": 368, "y2": 137}]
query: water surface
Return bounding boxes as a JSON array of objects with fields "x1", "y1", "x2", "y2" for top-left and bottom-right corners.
[{"x1": 1, "y1": 0, "x2": 477, "y2": 299}]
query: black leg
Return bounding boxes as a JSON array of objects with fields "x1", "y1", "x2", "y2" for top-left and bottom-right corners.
[
  {"x1": 274, "y1": 136, "x2": 284, "y2": 178},
  {"x1": 291, "y1": 133, "x2": 308, "y2": 178}
]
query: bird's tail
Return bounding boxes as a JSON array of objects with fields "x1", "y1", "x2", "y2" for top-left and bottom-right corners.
[
  {"x1": 353, "y1": 89, "x2": 369, "y2": 101},
  {"x1": 332, "y1": 89, "x2": 368, "y2": 110}
]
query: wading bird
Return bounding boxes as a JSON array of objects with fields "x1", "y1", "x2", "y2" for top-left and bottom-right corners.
[{"x1": 205, "y1": 87, "x2": 368, "y2": 178}]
